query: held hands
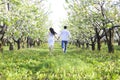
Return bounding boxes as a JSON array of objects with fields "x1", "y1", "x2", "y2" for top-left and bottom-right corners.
[
  {"x1": 57, "y1": 37, "x2": 60, "y2": 40},
  {"x1": 55, "y1": 35, "x2": 60, "y2": 40}
]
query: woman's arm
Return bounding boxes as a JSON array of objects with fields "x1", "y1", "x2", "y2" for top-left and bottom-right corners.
[{"x1": 54, "y1": 34, "x2": 58, "y2": 40}]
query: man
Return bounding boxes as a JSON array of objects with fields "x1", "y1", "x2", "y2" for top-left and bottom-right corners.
[{"x1": 58, "y1": 26, "x2": 71, "y2": 53}]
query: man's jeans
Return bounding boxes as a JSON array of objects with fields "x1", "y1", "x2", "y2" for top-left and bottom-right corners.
[{"x1": 61, "y1": 40, "x2": 68, "y2": 53}]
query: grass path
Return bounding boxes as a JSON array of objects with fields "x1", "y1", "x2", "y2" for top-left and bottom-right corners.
[{"x1": 0, "y1": 43, "x2": 120, "y2": 80}]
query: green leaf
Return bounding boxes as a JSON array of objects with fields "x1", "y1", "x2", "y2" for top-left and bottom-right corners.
[{"x1": 106, "y1": 23, "x2": 112, "y2": 28}]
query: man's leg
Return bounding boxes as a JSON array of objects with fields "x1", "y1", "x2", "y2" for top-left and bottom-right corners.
[
  {"x1": 64, "y1": 41, "x2": 68, "y2": 53},
  {"x1": 61, "y1": 41, "x2": 64, "y2": 52}
]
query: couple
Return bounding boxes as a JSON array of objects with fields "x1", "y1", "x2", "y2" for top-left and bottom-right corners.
[{"x1": 48, "y1": 26, "x2": 71, "y2": 54}]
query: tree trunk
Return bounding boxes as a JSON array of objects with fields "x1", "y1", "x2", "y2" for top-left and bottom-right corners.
[
  {"x1": 0, "y1": 43, "x2": 3, "y2": 53},
  {"x1": 82, "y1": 43, "x2": 85, "y2": 49},
  {"x1": 86, "y1": 43, "x2": 89, "y2": 49},
  {"x1": 91, "y1": 42, "x2": 95, "y2": 51},
  {"x1": 95, "y1": 28, "x2": 101, "y2": 51},
  {"x1": 103, "y1": 28, "x2": 114, "y2": 53},
  {"x1": 37, "y1": 38, "x2": 40, "y2": 46},
  {"x1": 91, "y1": 36, "x2": 96, "y2": 51},
  {"x1": 97, "y1": 37, "x2": 101, "y2": 51},
  {"x1": 118, "y1": 39, "x2": 120, "y2": 46},
  {"x1": 9, "y1": 43, "x2": 13, "y2": 50},
  {"x1": 17, "y1": 38, "x2": 21, "y2": 50},
  {"x1": 107, "y1": 29, "x2": 114, "y2": 53},
  {"x1": 108, "y1": 41, "x2": 114, "y2": 53},
  {"x1": 76, "y1": 39, "x2": 81, "y2": 47}
]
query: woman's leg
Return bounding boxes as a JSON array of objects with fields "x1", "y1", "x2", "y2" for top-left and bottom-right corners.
[{"x1": 49, "y1": 44, "x2": 54, "y2": 55}]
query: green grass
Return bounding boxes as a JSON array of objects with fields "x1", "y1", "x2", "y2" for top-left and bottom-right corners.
[{"x1": 0, "y1": 43, "x2": 120, "y2": 80}]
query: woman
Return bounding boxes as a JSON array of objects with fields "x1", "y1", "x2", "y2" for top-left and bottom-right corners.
[{"x1": 48, "y1": 27, "x2": 57, "y2": 54}]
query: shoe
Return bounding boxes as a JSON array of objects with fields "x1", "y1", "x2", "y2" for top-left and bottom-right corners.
[
  {"x1": 62, "y1": 48, "x2": 64, "y2": 52},
  {"x1": 64, "y1": 51, "x2": 66, "y2": 53}
]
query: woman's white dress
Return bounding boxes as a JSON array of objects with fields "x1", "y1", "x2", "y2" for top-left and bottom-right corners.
[{"x1": 48, "y1": 33, "x2": 55, "y2": 47}]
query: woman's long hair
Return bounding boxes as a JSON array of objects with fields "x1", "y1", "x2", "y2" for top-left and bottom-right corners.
[{"x1": 49, "y1": 27, "x2": 56, "y2": 35}]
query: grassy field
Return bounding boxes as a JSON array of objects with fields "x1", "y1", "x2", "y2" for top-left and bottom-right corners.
[{"x1": 0, "y1": 43, "x2": 120, "y2": 80}]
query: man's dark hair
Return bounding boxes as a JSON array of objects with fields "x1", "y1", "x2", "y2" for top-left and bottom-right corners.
[{"x1": 64, "y1": 26, "x2": 67, "y2": 29}]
